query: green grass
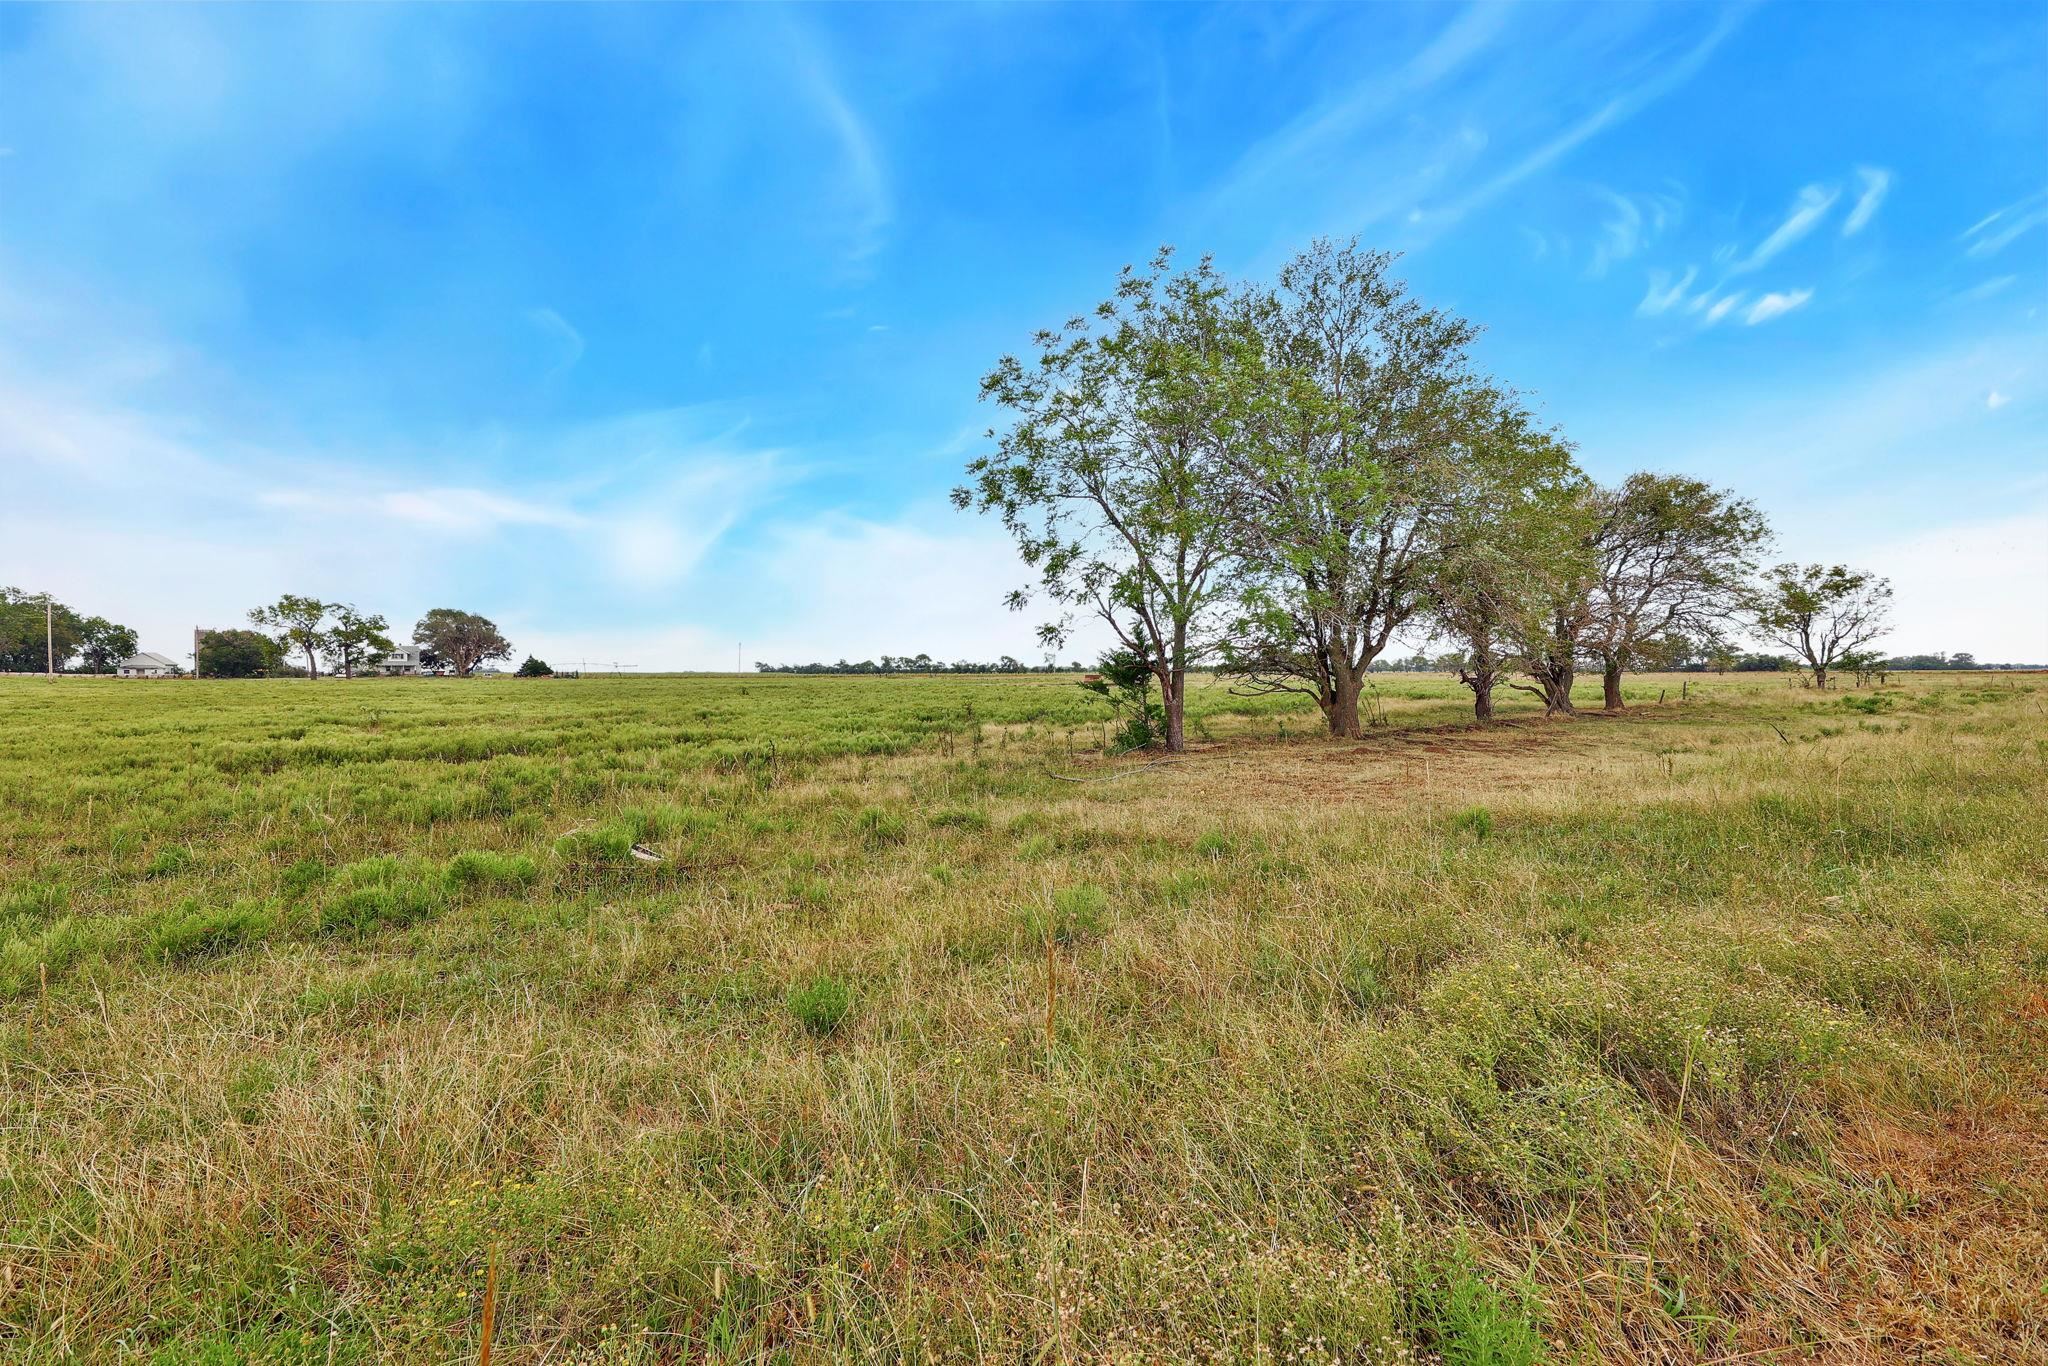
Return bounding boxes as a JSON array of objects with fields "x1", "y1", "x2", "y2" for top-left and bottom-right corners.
[{"x1": 0, "y1": 669, "x2": 2042, "y2": 1362}]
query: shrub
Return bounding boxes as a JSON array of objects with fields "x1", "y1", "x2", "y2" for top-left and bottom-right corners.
[
  {"x1": 317, "y1": 874, "x2": 448, "y2": 937},
  {"x1": 0, "y1": 883, "x2": 64, "y2": 937},
  {"x1": 1078, "y1": 649, "x2": 1165, "y2": 752},
  {"x1": 278, "y1": 858, "x2": 328, "y2": 900},
  {"x1": 150, "y1": 901, "x2": 275, "y2": 963},
  {"x1": 554, "y1": 824, "x2": 636, "y2": 867},
  {"x1": 786, "y1": 976, "x2": 852, "y2": 1035},
  {"x1": 144, "y1": 846, "x2": 193, "y2": 878},
  {"x1": 1339, "y1": 948, "x2": 1389, "y2": 1011},
  {"x1": 0, "y1": 917, "x2": 108, "y2": 999},
  {"x1": 1406, "y1": 1245, "x2": 1546, "y2": 1366},
  {"x1": 1025, "y1": 884, "x2": 1109, "y2": 944},
  {"x1": 444, "y1": 850, "x2": 539, "y2": 893},
  {"x1": 1450, "y1": 806, "x2": 1494, "y2": 840},
  {"x1": 857, "y1": 807, "x2": 907, "y2": 846}
]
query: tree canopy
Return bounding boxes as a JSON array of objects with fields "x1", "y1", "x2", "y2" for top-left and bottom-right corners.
[
  {"x1": 76, "y1": 618, "x2": 140, "y2": 676},
  {"x1": 323, "y1": 604, "x2": 395, "y2": 680},
  {"x1": 249, "y1": 595, "x2": 332, "y2": 679},
  {"x1": 1753, "y1": 563, "x2": 1893, "y2": 690},
  {"x1": 1, "y1": 588, "x2": 135, "y2": 675},
  {"x1": 198, "y1": 629, "x2": 285, "y2": 678},
  {"x1": 414, "y1": 609, "x2": 512, "y2": 677},
  {"x1": 957, "y1": 249, "x2": 1255, "y2": 751}
]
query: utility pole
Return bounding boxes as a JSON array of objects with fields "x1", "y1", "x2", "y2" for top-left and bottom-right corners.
[
  {"x1": 737, "y1": 641, "x2": 742, "y2": 674},
  {"x1": 44, "y1": 594, "x2": 54, "y2": 679}
]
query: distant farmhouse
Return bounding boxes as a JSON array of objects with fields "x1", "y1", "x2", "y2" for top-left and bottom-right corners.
[
  {"x1": 373, "y1": 646, "x2": 426, "y2": 676},
  {"x1": 118, "y1": 652, "x2": 182, "y2": 678}
]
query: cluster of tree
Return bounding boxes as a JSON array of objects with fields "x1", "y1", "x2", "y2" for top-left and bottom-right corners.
[
  {"x1": 1865, "y1": 652, "x2": 2038, "y2": 671},
  {"x1": 956, "y1": 241, "x2": 1897, "y2": 752},
  {"x1": 0, "y1": 587, "x2": 138, "y2": 674},
  {"x1": 219, "y1": 598, "x2": 512, "y2": 679},
  {"x1": 754, "y1": 654, "x2": 1089, "y2": 675}
]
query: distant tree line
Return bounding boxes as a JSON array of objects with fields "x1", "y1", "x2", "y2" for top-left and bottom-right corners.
[
  {"x1": 0, "y1": 587, "x2": 137, "y2": 674},
  {"x1": 952, "y1": 240, "x2": 1943, "y2": 751},
  {"x1": 755, "y1": 654, "x2": 1089, "y2": 675}
]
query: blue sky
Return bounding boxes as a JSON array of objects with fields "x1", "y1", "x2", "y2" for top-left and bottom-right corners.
[{"x1": 3, "y1": 2, "x2": 2043, "y2": 667}]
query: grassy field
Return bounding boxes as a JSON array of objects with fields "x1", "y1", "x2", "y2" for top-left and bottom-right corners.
[{"x1": 1, "y1": 670, "x2": 2042, "y2": 1364}]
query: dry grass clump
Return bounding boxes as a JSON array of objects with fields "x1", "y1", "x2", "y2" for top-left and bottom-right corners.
[{"x1": 0, "y1": 670, "x2": 2041, "y2": 1362}]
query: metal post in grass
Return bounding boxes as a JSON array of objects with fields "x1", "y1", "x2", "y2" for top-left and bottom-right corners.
[
  {"x1": 1044, "y1": 930, "x2": 1057, "y2": 1051},
  {"x1": 477, "y1": 1247, "x2": 500, "y2": 1365}
]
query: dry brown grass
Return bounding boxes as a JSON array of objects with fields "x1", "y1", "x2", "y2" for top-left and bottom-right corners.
[{"x1": 0, "y1": 670, "x2": 2041, "y2": 1362}]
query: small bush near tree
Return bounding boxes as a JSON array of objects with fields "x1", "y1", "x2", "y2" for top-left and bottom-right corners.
[
  {"x1": 1080, "y1": 649, "x2": 1166, "y2": 752},
  {"x1": 517, "y1": 656, "x2": 551, "y2": 677}
]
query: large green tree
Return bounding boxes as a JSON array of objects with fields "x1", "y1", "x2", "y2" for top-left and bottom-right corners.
[
  {"x1": 0, "y1": 587, "x2": 83, "y2": 674},
  {"x1": 197, "y1": 629, "x2": 284, "y2": 678},
  {"x1": 76, "y1": 617, "x2": 140, "y2": 676},
  {"x1": 1582, "y1": 473, "x2": 1769, "y2": 709},
  {"x1": 413, "y1": 608, "x2": 511, "y2": 677},
  {"x1": 1216, "y1": 241, "x2": 1497, "y2": 737},
  {"x1": 956, "y1": 250, "x2": 1255, "y2": 752},
  {"x1": 1752, "y1": 563, "x2": 1893, "y2": 690},
  {"x1": 249, "y1": 594, "x2": 332, "y2": 679},
  {"x1": 323, "y1": 604, "x2": 395, "y2": 679},
  {"x1": 1425, "y1": 428, "x2": 1586, "y2": 721},
  {"x1": 1499, "y1": 487, "x2": 1605, "y2": 717}
]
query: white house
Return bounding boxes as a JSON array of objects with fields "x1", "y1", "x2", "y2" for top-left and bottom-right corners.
[
  {"x1": 372, "y1": 645, "x2": 425, "y2": 676},
  {"x1": 118, "y1": 652, "x2": 182, "y2": 678}
]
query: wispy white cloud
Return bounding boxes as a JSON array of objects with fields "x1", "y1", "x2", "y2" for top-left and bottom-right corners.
[
  {"x1": 1700, "y1": 291, "x2": 1745, "y2": 326},
  {"x1": 1586, "y1": 186, "x2": 1682, "y2": 277},
  {"x1": 1949, "y1": 275, "x2": 2018, "y2": 304},
  {"x1": 1744, "y1": 288, "x2": 1813, "y2": 325},
  {"x1": 1961, "y1": 188, "x2": 2048, "y2": 258},
  {"x1": 1841, "y1": 166, "x2": 1891, "y2": 235},
  {"x1": 1637, "y1": 265, "x2": 1697, "y2": 315},
  {"x1": 1428, "y1": 12, "x2": 1742, "y2": 231},
  {"x1": 2, "y1": 352, "x2": 790, "y2": 653},
  {"x1": 1986, "y1": 390, "x2": 2011, "y2": 410},
  {"x1": 1199, "y1": 2, "x2": 1511, "y2": 222},
  {"x1": 1203, "y1": 5, "x2": 1741, "y2": 256},
  {"x1": 776, "y1": 18, "x2": 892, "y2": 267},
  {"x1": 525, "y1": 307, "x2": 585, "y2": 377},
  {"x1": 1733, "y1": 182, "x2": 1838, "y2": 272},
  {"x1": 260, "y1": 485, "x2": 587, "y2": 534},
  {"x1": 1624, "y1": 332, "x2": 2045, "y2": 657}
]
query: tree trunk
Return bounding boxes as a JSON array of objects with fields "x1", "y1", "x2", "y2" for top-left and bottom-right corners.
[
  {"x1": 305, "y1": 644, "x2": 319, "y2": 680},
  {"x1": 1813, "y1": 664, "x2": 1829, "y2": 691},
  {"x1": 1326, "y1": 662, "x2": 1363, "y2": 739},
  {"x1": 1602, "y1": 659, "x2": 1624, "y2": 710},
  {"x1": 1162, "y1": 669, "x2": 1186, "y2": 753},
  {"x1": 1466, "y1": 670, "x2": 1495, "y2": 721},
  {"x1": 1547, "y1": 663, "x2": 1577, "y2": 716}
]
